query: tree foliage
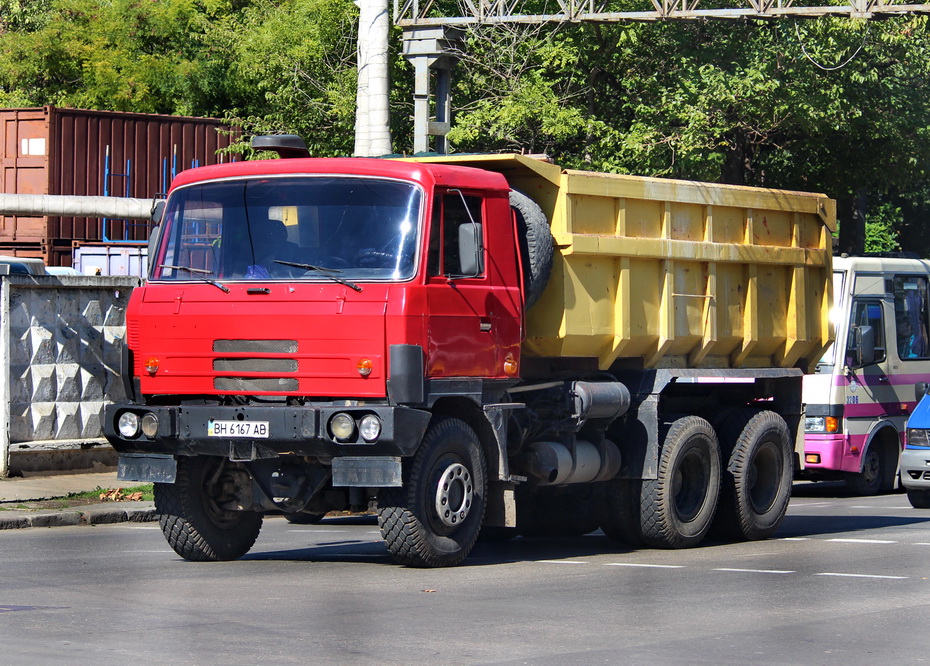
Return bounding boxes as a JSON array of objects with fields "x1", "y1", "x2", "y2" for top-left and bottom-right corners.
[{"x1": 2, "y1": 2, "x2": 930, "y2": 251}]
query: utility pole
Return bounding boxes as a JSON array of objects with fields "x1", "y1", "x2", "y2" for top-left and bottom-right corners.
[{"x1": 354, "y1": 0, "x2": 392, "y2": 157}]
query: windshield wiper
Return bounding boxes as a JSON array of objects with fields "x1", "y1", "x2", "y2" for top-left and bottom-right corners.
[
  {"x1": 273, "y1": 260, "x2": 363, "y2": 293},
  {"x1": 158, "y1": 264, "x2": 230, "y2": 293}
]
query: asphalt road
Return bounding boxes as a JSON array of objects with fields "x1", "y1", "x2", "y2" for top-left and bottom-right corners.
[{"x1": 2, "y1": 483, "x2": 929, "y2": 665}]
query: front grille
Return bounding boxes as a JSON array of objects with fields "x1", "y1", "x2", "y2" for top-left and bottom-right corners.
[
  {"x1": 214, "y1": 359, "x2": 298, "y2": 373},
  {"x1": 908, "y1": 470, "x2": 930, "y2": 481},
  {"x1": 215, "y1": 377, "x2": 299, "y2": 392},
  {"x1": 213, "y1": 339, "x2": 298, "y2": 354}
]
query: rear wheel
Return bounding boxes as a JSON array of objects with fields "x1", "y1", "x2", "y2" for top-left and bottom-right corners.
[
  {"x1": 155, "y1": 455, "x2": 263, "y2": 562},
  {"x1": 600, "y1": 478, "x2": 644, "y2": 547},
  {"x1": 906, "y1": 488, "x2": 930, "y2": 508},
  {"x1": 711, "y1": 410, "x2": 792, "y2": 541},
  {"x1": 641, "y1": 416, "x2": 720, "y2": 549},
  {"x1": 378, "y1": 418, "x2": 487, "y2": 567}
]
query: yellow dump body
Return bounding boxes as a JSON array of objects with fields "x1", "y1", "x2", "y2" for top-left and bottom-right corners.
[{"x1": 411, "y1": 154, "x2": 835, "y2": 372}]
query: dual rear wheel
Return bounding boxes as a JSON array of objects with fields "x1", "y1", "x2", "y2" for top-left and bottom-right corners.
[{"x1": 602, "y1": 410, "x2": 792, "y2": 549}]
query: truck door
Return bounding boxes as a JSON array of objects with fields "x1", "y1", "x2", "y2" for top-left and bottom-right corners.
[
  {"x1": 425, "y1": 190, "x2": 506, "y2": 378},
  {"x1": 845, "y1": 299, "x2": 892, "y2": 442}
]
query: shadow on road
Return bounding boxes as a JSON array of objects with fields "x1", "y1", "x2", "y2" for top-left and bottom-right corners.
[{"x1": 238, "y1": 484, "x2": 930, "y2": 566}]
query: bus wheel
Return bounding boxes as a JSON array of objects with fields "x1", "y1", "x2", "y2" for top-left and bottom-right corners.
[
  {"x1": 378, "y1": 417, "x2": 487, "y2": 567},
  {"x1": 641, "y1": 416, "x2": 720, "y2": 549}
]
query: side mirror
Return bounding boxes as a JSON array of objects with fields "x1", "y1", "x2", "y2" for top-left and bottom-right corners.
[
  {"x1": 458, "y1": 222, "x2": 483, "y2": 276},
  {"x1": 147, "y1": 224, "x2": 161, "y2": 272},
  {"x1": 846, "y1": 325, "x2": 876, "y2": 369},
  {"x1": 151, "y1": 200, "x2": 166, "y2": 224}
]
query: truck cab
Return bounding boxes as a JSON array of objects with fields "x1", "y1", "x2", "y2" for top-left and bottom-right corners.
[{"x1": 802, "y1": 255, "x2": 930, "y2": 494}]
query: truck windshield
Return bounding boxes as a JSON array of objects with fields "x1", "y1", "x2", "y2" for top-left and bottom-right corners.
[{"x1": 152, "y1": 176, "x2": 421, "y2": 282}]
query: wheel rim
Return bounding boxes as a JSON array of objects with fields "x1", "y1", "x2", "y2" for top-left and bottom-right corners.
[
  {"x1": 672, "y1": 444, "x2": 710, "y2": 522},
  {"x1": 433, "y1": 461, "x2": 474, "y2": 530},
  {"x1": 748, "y1": 441, "x2": 782, "y2": 514},
  {"x1": 862, "y1": 448, "x2": 881, "y2": 486},
  {"x1": 199, "y1": 461, "x2": 240, "y2": 529}
]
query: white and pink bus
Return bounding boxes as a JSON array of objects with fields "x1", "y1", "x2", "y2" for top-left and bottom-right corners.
[{"x1": 802, "y1": 255, "x2": 930, "y2": 494}]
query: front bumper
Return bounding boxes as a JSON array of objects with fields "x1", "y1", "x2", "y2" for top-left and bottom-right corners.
[
  {"x1": 803, "y1": 434, "x2": 859, "y2": 473},
  {"x1": 901, "y1": 448, "x2": 930, "y2": 490},
  {"x1": 103, "y1": 402, "x2": 431, "y2": 460}
]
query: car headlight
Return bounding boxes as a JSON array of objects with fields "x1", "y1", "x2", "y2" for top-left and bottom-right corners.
[
  {"x1": 118, "y1": 412, "x2": 140, "y2": 438},
  {"x1": 359, "y1": 414, "x2": 382, "y2": 442},
  {"x1": 329, "y1": 413, "x2": 356, "y2": 441},
  {"x1": 907, "y1": 428, "x2": 930, "y2": 448}
]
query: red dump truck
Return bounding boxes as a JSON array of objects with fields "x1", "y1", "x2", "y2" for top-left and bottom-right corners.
[{"x1": 104, "y1": 137, "x2": 834, "y2": 567}]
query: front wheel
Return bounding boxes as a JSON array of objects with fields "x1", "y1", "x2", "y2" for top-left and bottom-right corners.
[
  {"x1": 906, "y1": 488, "x2": 930, "y2": 509},
  {"x1": 155, "y1": 455, "x2": 263, "y2": 561},
  {"x1": 641, "y1": 416, "x2": 721, "y2": 549},
  {"x1": 378, "y1": 417, "x2": 487, "y2": 567}
]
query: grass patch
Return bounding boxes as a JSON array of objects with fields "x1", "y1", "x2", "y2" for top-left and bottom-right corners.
[{"x1": 66, "y1": 484, "x2": 155, "y2": 503}]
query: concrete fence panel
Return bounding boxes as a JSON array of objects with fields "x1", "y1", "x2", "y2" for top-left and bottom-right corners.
[{"x1": 1, "y1": 275, "x2": 140, "y2": 476}]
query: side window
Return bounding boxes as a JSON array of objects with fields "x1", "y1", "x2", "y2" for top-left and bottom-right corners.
[
  {"x1": 894, "y1": 276, "x2": 930, "y2": 360},
  {"x1": 846, "y1": 300, "x2": 885, "y2": 365},
  {"x1": 427, "y1": 191, "x2": 484, "y2": 278}
]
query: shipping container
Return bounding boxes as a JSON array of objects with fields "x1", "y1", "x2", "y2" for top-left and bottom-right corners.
[
  {"x1": 72, "y1": 242, "x2": 148, "y2": 277},
  {"x1": 0, "y1": 106, "x2": 235, "y2": 265}
]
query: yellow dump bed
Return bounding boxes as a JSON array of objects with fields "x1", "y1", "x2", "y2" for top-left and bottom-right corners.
[{"x1": 412, "y1": 154, "x2": 835, "y2": 372}]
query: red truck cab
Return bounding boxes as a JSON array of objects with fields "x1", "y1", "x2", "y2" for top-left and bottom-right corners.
[{"x1": 105, "y1": 153, "x2": 532, "y2": 566}]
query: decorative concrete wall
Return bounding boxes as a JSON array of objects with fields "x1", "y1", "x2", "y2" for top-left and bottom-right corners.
[{"x1": 0, "y1": 275, "x2": 140, "y2": 475}]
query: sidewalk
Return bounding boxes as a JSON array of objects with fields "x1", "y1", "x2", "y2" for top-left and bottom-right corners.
[{"x1": 0, "y1": 470, "x2": 156, "y2": 530}]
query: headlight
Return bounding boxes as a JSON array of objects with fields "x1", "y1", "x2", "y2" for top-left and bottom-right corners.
[
  {"x1": 805, "y1": 416, "x2": 839, "y2": 433},
  {"x1": 359, "y1": 414, "x2": 382, "y2": 442},
  {"x1": 118, "y1": 412, "x2": 140, "y2": 438},
  {"x1": 805, "y1": 417, "x2": 825, "y2": 433},
  {"x1": 329, "y1": 413, "x2": 356, "y2": 441},
  {"x1": 141, "y1": 412, "x2": 159, "y2": 438},
  {"x1": 907, "y1": 428, "x2": 930, "y2": 448}
]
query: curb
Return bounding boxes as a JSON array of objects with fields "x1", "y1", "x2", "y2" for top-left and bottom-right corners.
[{"x1": 0, "y1": 502, "x2": 156, "y2": 530}]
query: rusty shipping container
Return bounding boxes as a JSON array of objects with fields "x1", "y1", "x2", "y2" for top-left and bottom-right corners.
[{"x1": 0, "y1": 106, "x2": 235, "y2": 265}]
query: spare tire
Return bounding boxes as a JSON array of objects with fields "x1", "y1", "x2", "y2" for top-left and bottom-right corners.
[{"x1": 510, "y1": 189, "x2": 554, "y2": 309}]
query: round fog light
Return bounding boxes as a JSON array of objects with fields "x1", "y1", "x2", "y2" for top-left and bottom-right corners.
[
  {"x1": 141, "y1": 412, "x2": 159, "y2": 438},
  {"x1": 330, "y1": 413, "x2": 356, "y2": 441},
  {"x1": 359, "y1": 414, "x2": 382, "y2": 442},
  {"x1": 118, "y1": 412, "x2": 140, "y2": 438}
]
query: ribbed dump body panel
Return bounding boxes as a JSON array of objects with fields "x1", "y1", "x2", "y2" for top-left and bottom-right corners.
[{"x1": 409, "y1": 154, "x2": 835, "y2": 372}]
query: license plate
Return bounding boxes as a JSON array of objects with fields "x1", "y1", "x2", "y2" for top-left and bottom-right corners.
[{"x1": 208, "y1": 420, "x2": 270, "y2": 438}]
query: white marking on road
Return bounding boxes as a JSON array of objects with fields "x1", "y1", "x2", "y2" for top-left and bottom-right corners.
[
  {"x1": 827, "y1": 538, "x2": 897, "y2": 544},
  {"x1": 778, "y1": 537, "x2": 811, "y2": 541},
  {"x1": 916, "y1": 543, "x2": 930, "y2": 546},
  {"x1": 815, "y1": 572, "x2": 907, "y2": 580},
  {"x1": 539, "y1": 560, "x2": 589, "y2": 565},
  {"x1": 287, "y1": 529, "x2": 349, "y2": 533},
  {"x1": 604, "y1": 563, "x2": 685, "y2": 569},
  {"x1": 713, "y1": 568, "x2": 794, "y2": 574}
]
